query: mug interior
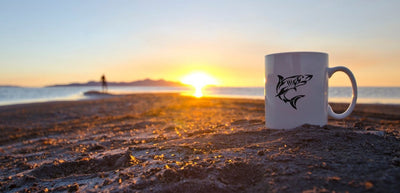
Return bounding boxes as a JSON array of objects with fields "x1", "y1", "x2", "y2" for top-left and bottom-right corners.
[{"x1": 266, "y1": 51, "x2": 328, "y2": 57}]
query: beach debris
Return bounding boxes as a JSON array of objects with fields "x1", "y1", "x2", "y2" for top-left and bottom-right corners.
[
  {"x1": 154, "y1": 154, "x2": 165, "y2": 161},
  {"x1": 133, "y1": 121, "x2": 156, "y2": 129},
  {"x1": 88, "y1": 143, "x2": 106, "y2": 151},
  {"x1": 231, "y1": 119, "x2": 249, "y2": 125},
  {"x1": 102, "y1": 179, "x2": 112, "y2": 186},
  {"x1": 163, "y1": 125, "x2": 181, "y2": 132},
  {"x1": 67, "y1": 182, "x2": 79, "y2": 192},
  {"x1": 364, "y1": 181, "x2": 374, "y2": 190},
  {"x1": 41, "y1": 138, "x2": 58, "y2": 145},
  {"x1": 249, "y1": 119, "x2": 263, "y2": 124},
  {"x1": 78, "y1": 157, "x2": 90, "y2": 161},
  {"x1": 129, "y1": 155, "x2": 140, "y2": 165},
  {"x1": 156, "y1": 168, "x2": 180, "y2": 183},
  {"x1": 326, "y1": 176, "x2": 341, "y2": 182},
  {"x1": 302, "y1": 186, "x2": 330, "y2": 193},
  {"x1": 391, "y1": 157, "x2": 400, "y2": 166},
  {"x1": 52, "y1": 159, "x2": 65, "y2": 165},
  {"x1": 353, "y1": 121, "x2": 364, "y2": 129},
  {"x1": 354, "y1": 130, "x2": 385, "y2": 137}
]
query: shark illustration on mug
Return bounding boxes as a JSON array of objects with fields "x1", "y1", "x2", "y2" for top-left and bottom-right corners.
[{"x1": 275, "y1": 74, "x2": 313, "y2": 109}]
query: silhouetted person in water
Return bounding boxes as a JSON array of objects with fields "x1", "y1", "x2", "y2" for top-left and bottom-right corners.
[{"x1": 101, "y1": 74, "x2": 107, "y2": 93}]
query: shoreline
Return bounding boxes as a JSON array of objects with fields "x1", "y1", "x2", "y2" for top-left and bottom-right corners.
[
  {"x1": 1, "y1": 91, "x2": 400, "y2": 109},
  {"x1": 1, "y1": 86, "x2": 400, "y2": 107},
  {"x1": 1, "y1": 93, "x2": 399, "y2": 192}
]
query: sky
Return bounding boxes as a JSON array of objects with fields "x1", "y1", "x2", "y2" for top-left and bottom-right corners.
[{"x1": 0, "y1": 0, "x2": 399, "y2": 87}]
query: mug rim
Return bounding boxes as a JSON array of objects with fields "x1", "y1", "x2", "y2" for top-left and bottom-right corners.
[{"x1": 266, "y1": 51, "x2": 328, "y2": 57}]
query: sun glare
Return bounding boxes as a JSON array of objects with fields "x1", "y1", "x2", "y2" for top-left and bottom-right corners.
[{"x1": 181, "y1": 72, "x2": 217, "y2": 97}]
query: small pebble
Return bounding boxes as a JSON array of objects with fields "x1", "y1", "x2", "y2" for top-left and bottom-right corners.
[{"x1": 391, "y1": 157, "x2": 400, "y2": 166}]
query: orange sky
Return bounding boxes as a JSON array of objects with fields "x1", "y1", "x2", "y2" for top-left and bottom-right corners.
[{"x1": 0, "y1": 1, "x2": 399, "y2": 87}]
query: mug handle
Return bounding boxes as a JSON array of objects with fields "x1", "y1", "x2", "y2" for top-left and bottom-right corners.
[{"x1": 327, "y1": 66, "x2": 358, "y2": 119}]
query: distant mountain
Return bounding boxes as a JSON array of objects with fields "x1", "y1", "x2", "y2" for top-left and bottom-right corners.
[
  {"x1": 47, "y1": 78, "x2": 188, "y2": 87},
  {"x1": 0, "y1": 85, "x2": 20, "y2": 88}
]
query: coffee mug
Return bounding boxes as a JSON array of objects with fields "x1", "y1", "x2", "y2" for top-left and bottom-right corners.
[{"x1": 265, "y1": 52, "x2": 357, "y2": 129}]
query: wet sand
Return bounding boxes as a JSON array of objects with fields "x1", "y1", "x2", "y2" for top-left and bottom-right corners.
[{"x1": 0, "y1": 93, "x2": 399, "y2": 192}]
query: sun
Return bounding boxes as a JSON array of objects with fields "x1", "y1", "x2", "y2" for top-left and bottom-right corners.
[{"x1": 181, "y1": 72, "x2": 218, "y2": 97}]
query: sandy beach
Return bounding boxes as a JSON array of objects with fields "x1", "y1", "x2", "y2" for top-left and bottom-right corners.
[{"x1": 0, "y1": 93, "x2": 399, "y2": 193}]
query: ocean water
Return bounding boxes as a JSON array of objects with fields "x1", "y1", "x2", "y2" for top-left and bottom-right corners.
[{"x1": 0, "y1": 86, "x2": 400, "y2": 106}]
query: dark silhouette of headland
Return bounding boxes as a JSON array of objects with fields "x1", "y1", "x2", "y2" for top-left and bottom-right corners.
[{"x1": 47, "y1": 78, "x2": 187, "y2": 87}]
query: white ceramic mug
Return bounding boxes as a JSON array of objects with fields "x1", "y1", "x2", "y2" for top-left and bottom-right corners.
[{"x1": 265, "y1": 52, "x2": 357, "y2": 129}]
